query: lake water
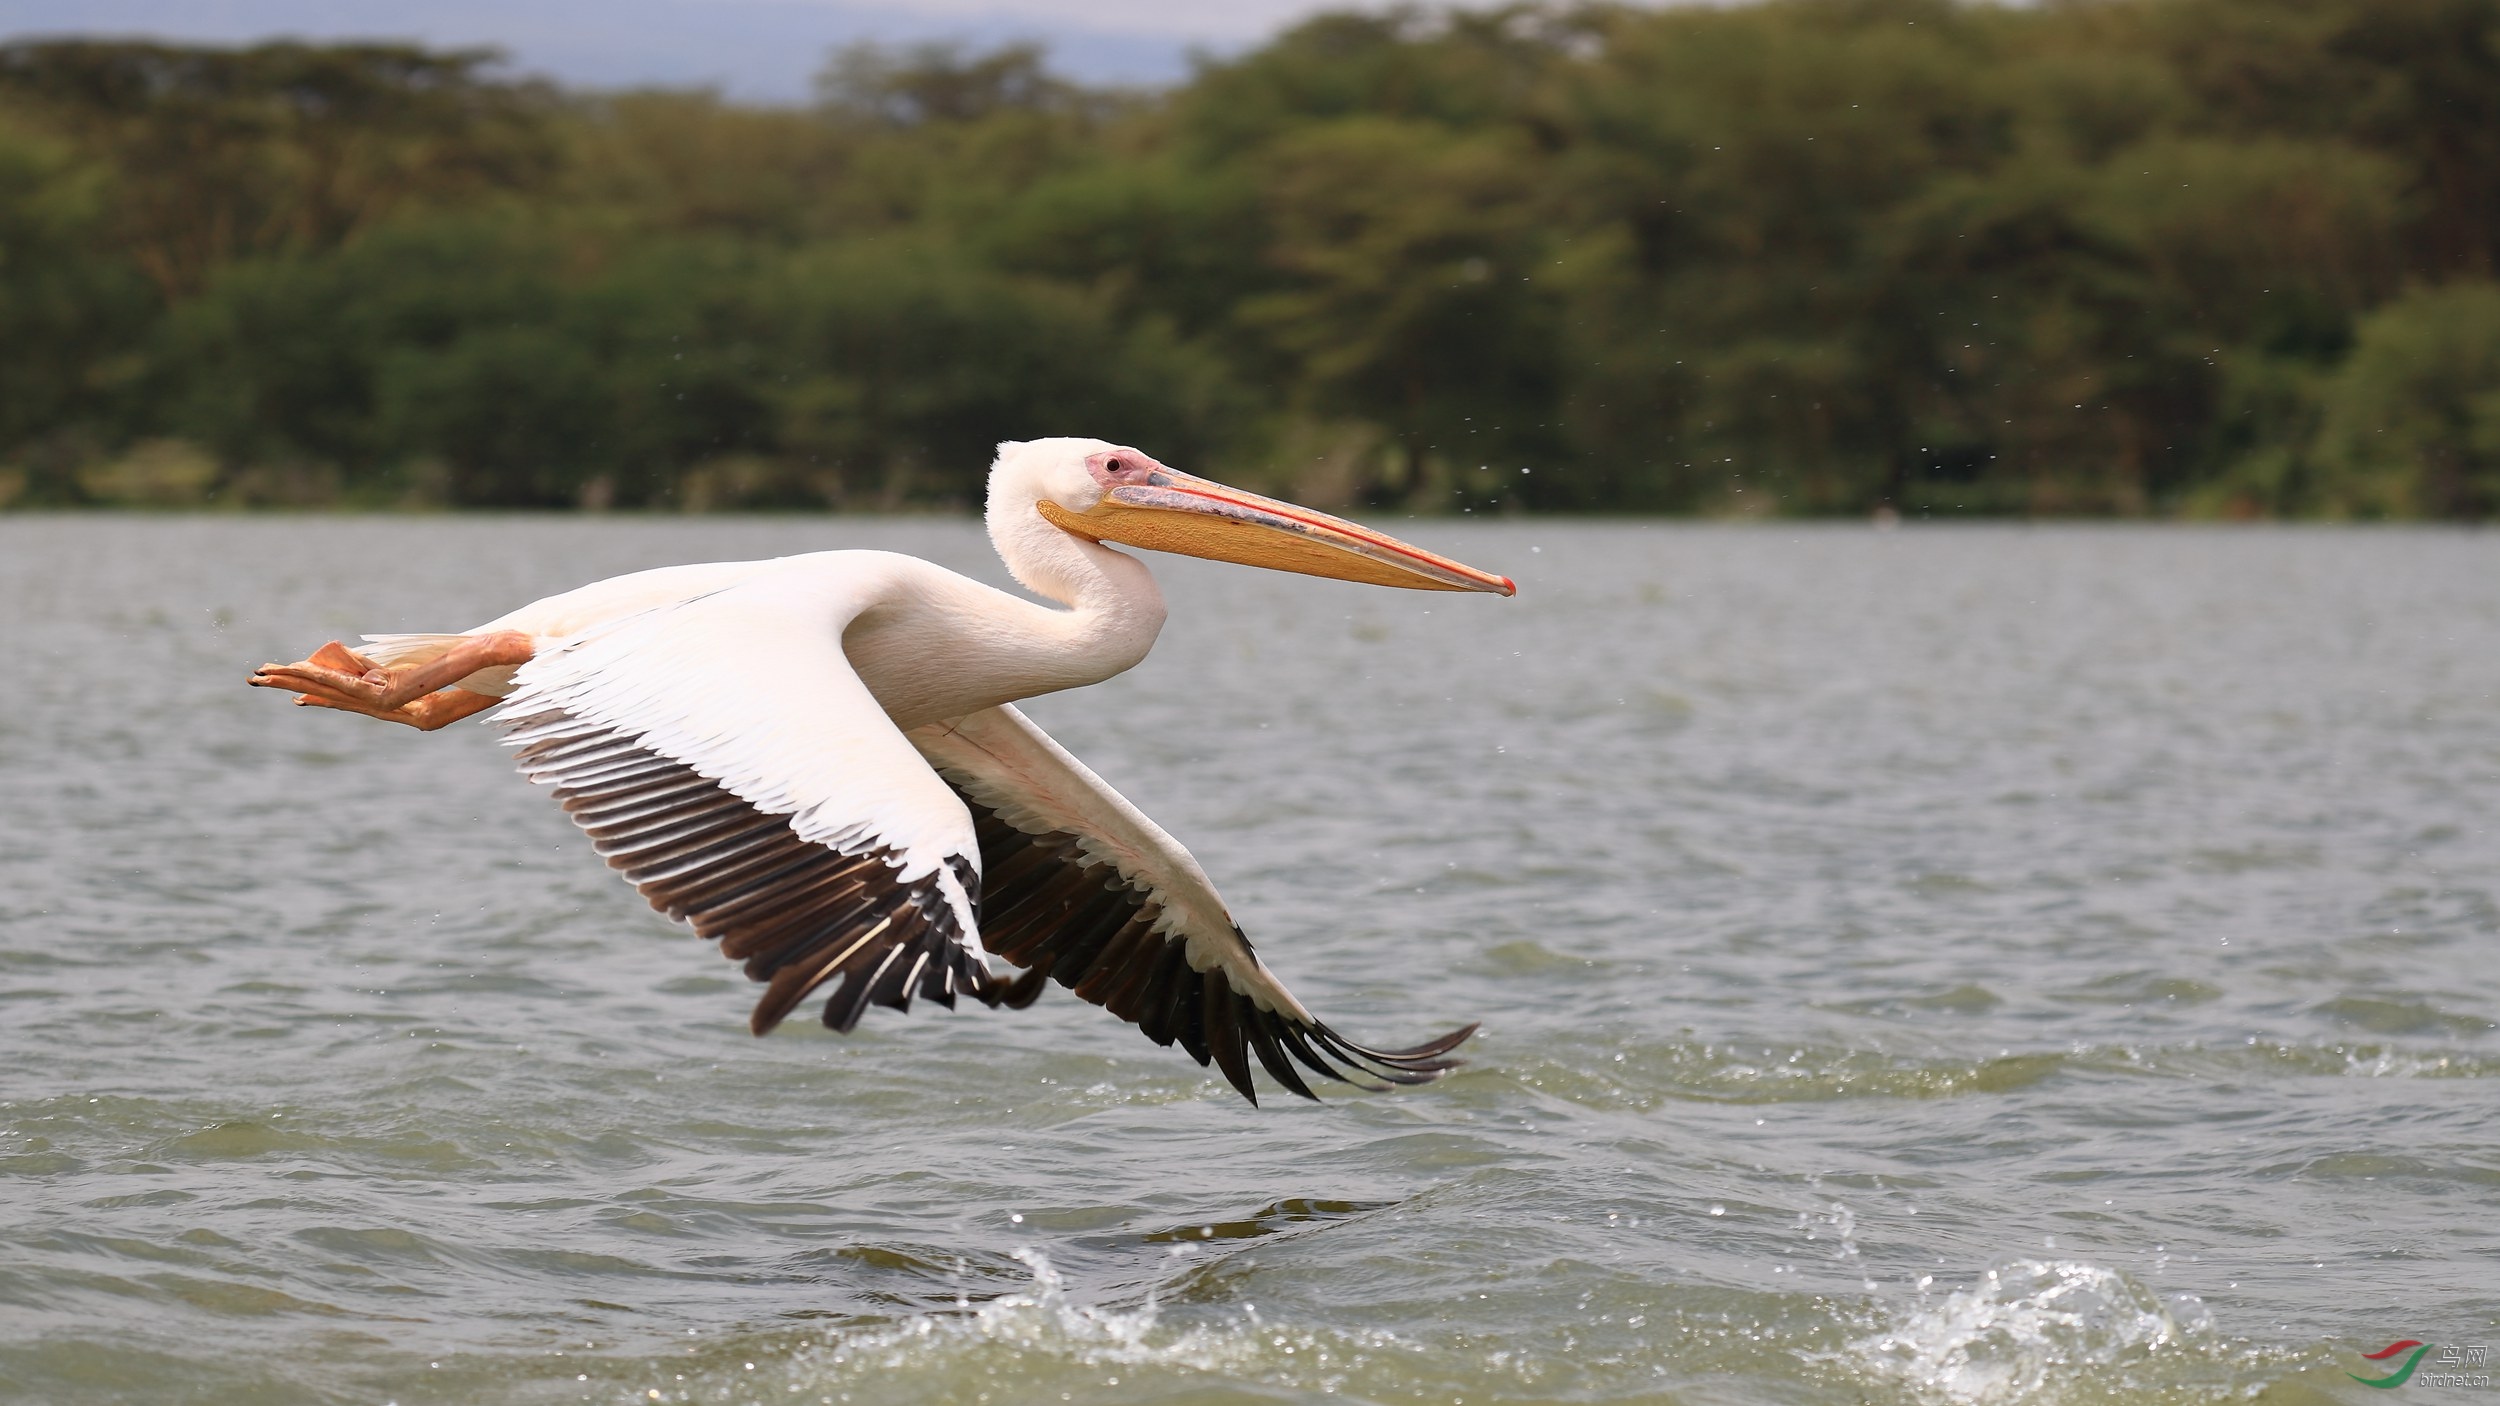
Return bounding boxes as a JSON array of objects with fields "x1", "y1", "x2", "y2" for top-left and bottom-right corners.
[{"x1": 2, "y1": 517, "x2": 2495, "y2": 1406}]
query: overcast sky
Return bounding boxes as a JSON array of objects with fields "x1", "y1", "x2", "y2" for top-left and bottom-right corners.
[{"x1": 1, "y1": 0, "x2": 1397, "y2": 95}]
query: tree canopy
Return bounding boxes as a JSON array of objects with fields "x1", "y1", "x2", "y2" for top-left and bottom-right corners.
[{"x1": 2, "y1": 0, "x2": 2495, "y2": 516}]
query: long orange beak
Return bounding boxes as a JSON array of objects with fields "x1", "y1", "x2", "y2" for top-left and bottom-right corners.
[{"x1": 1038, "y1": 472, "x2": 1515, "y2": 595}]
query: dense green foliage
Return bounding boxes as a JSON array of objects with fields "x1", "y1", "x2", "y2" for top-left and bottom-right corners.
[{"x1": 3, "y1": 1, "x2": 2496, "y2": 515}]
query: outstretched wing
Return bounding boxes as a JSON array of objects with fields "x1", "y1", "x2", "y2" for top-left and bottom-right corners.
[
  {"x1": 491, "y1": 572, "x2": 1035, "y2": 1035},
  {"x1": 909, "y1": 705, "x2": 1475, "y2": 1104}
]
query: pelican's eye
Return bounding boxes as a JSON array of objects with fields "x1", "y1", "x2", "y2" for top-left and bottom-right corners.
[{"x1": 1090, "y1": 451, "x2": 1157, "y2": 485}]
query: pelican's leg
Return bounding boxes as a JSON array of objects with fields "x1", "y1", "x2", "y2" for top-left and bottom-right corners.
[
  {"x1": 292, "y1": 686, "x2": 505, "y2": 731},
  {"x1": 250, "y1": 631, "x2": 535, "y2": 730}
]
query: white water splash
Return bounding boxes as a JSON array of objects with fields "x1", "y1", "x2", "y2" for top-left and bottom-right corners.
[
  {"x1": 977, "y1": 1249, "x2": 1161, "y2": 1354},
  {"x1": 1852, "y1": 1260, "x2": 2212, "y2": 1405},
  {"x1": 786, "y1": 1249, "x2": 1410, "y2": 1392}
]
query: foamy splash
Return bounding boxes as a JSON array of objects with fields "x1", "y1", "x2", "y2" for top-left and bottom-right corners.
[
  {"x1": 775, "y1": 1249, "x2": 1410, "y2": 1394},
  {"x1": 1851, "y1": 1260, "x2": 2213, "y2": 1405}
]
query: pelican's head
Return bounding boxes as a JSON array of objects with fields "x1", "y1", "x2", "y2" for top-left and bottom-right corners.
[{"x1": 990, "y1": 438, "x2": 1514, "y2": 596}]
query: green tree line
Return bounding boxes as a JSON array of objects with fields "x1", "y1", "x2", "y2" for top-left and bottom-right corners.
[{"x1": 3, "y1": 0, "x2": 2497, "y2": 516}]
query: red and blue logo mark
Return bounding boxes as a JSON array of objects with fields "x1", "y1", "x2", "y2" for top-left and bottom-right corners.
[{"x1": 2351, "y1": 1340, "x2": 2429, "y2": 1389}]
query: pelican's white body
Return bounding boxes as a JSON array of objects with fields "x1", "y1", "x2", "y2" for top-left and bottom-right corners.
[
  {"x1": 371, "y1": 547, "x2": 1162, "y2": 728},
  {"x1": 365, "y1": 438, "x2": 1170, "y2": 723}
]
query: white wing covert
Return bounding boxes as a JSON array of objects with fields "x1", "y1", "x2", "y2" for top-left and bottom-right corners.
[
  {"x1": 910, "y1": 705, "x2": 1475, "y2": 1103},
  {"x1": 492, "y1": 576, "x2": 1038, "y2": 1035}
]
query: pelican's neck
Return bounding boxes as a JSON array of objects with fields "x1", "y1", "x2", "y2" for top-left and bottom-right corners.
[{"x1": 986, "y1": 495, "x2": 1168, "y2": 688}]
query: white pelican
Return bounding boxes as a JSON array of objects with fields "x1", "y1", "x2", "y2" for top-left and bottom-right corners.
[{"x1": 249, "y1": 439, "x2": 1513, "y2": 1103}]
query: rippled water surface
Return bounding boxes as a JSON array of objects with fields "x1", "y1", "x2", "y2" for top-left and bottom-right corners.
[{"x1": 4, "y1": 518, "x2": 2497, "y2": 1406}]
